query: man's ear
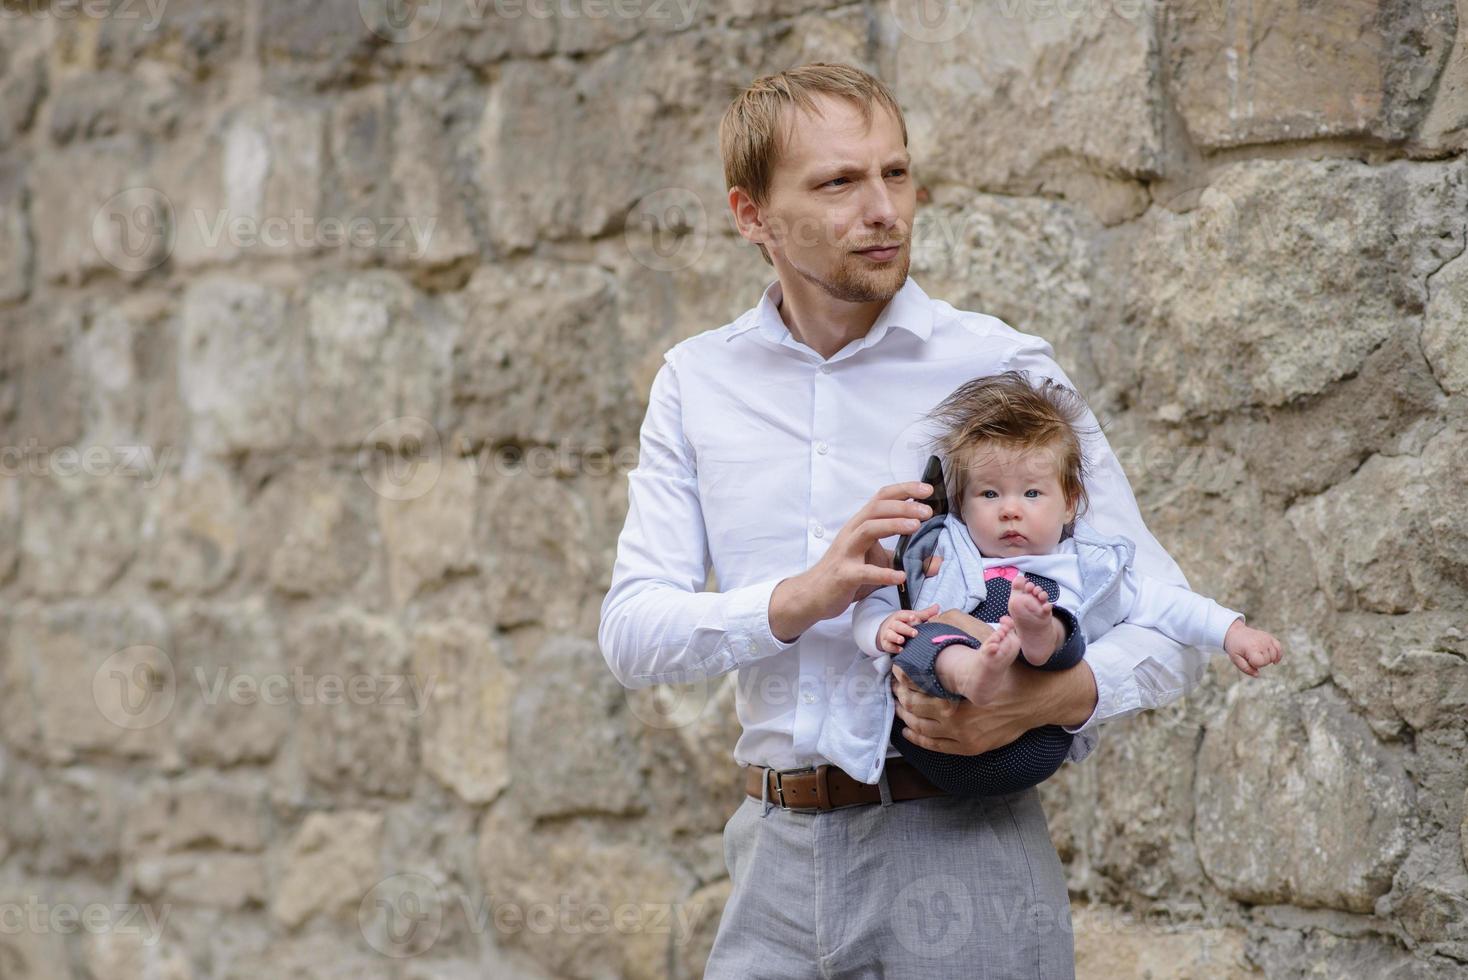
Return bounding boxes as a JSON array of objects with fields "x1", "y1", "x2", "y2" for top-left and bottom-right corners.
[{"x1": 728, "y1": 187, "x2": 768, "y2": 249}]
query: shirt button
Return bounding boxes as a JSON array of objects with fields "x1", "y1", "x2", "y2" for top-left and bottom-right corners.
[
  {"x1": 812, "y1": 523, "x2": 825, "y2": 538},
  {"x1": 819, "y1": 364, "x2": 831, "y2": 374},
  {"x1": 802, "y1": 692, "x2": 816, "y2": 705},
  {"x1": 816, "y1": 441, "x2": 829, "y2": 455}
]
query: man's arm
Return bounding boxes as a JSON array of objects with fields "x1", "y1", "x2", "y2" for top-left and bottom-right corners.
[
  {"x1": 597, "y1": 357, "x2": 796, "y2": 689},
  {"x1": 1006, "y1": 343, "x2": 1210, "y2": 762}
]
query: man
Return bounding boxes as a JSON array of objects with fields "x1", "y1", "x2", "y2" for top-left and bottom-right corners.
[{"x1": 598, "y1": 63, "x2": 1208, "y2": 978}]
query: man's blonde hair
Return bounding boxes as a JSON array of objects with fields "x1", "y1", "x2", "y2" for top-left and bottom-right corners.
[{"x1": 719, "y1": 62, "x2": 908, "y2": 266}]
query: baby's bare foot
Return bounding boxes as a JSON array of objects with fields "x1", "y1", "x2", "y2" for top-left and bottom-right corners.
[
  {"x1": 1007, "y1": 573, "x2": 1063, "y2": 666},
  {"x1": 953, "y1": 618, "x2": 1022, "y2": 704}
]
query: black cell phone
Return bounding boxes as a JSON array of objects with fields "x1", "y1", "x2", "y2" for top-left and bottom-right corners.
[{"x1": 892, "y1": 455, "x2": 949, "y2": 610}]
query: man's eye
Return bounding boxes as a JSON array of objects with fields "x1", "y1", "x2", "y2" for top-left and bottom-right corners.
[
  {"x1": 887, "y1": 169, "x2": 907, "y2": 178},
  {"x1": 825, "y1": 177, "x2": 849, "y2": 187}
]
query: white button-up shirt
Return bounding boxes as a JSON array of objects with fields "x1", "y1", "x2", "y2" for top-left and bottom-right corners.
[{"x1": 598, "y1": 275, "x2": 1209, "y2": 775}]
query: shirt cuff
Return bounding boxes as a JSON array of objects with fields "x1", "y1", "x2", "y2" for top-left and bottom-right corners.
[
  {"x1": 724, "y1": 577, "x2": 800, "y2": 666},
  {"x1": 1059, "y1": 653, "x2": 1142, "y2": 739},
  {"x1": 1208, "y1": 606, "x2": 1245, "y2": 650}
]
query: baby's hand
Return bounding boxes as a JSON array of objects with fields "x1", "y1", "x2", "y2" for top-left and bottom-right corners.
[
  {"x1": 877, "y1": 604, "x2": 940, "y2": 654},
  {"x1": 1223, "y1": 619, "x2": 1283, "y2": 677}
]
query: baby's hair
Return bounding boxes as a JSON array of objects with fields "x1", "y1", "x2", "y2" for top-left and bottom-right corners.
[{"x1": 922, "y1": 369, "x2": 1098, "y2": 523}]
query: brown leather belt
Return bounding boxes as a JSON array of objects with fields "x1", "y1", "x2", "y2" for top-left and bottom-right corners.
[{"x1": 744, "y1": 757, "x2": 948, "y2": 812}]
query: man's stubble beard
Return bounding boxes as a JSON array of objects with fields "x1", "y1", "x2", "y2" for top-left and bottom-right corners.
[{"x1": 794, "y1": 246, "x2": 911, "y2": 305}]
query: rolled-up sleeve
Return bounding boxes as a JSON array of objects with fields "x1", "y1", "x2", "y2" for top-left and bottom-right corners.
[
  {"x1": 1004, "y1": 343, "x2": 1211, "y2": 764},
  {"x1": 597, "y1": 356, "x2": 797, "y2": 689}
]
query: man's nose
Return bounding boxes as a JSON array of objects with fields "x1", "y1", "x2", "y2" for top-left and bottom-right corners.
[{"x1": 861, "y1": 179, "x2": 898, "y2": 228}]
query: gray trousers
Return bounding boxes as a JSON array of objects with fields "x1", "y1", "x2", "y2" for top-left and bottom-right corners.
[{"x1": 703, "y1": 767, "x2": 1075, "y2": 979}]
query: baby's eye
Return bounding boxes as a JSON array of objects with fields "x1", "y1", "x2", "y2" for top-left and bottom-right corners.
[
  {"x1": 1024, "y1": 489, "x2": 1040, "y2": 498},
  {"x1": 981, "y1": 489, "x2": 998, "y2": 499}
]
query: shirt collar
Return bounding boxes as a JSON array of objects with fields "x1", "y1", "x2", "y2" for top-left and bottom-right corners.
[{"x1": 729, "y1": 275, "x2": 936, "y2": 354}]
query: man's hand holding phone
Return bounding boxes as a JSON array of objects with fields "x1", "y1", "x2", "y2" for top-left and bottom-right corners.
[{"x1": 767, "y1": 481, "x2": 943, "y2": 644}]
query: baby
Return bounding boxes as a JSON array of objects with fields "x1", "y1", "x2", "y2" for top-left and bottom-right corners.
[{"x1": 843, "y1": 370, "x2": 1282, "y2": 797}]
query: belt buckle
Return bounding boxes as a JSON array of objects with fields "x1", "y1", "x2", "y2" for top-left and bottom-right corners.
[{"x1": 773, "y1": 765, "x2": 822, "y2": 813}]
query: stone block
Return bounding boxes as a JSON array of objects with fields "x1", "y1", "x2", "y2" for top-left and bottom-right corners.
[
  {"x1": 1163, "y1": 0, "x2": 1455, "y2": 148},
  {"x1": 272, "y1": 810, "x2": 384, "y2": 929},
  {"x1": 287, "y1": 610, "x2": 421, "y2": 797},
  {"x1": 1123, "y1": 159, "x2": 1466, "y2": 416},
  {"x1": 168, "y1": 598, "x2": 289, "y2": 766},
  {"x1": 412, "y1": 619, "x2": 514, "y2": 804},
  {"x1": 1195, "y1": 687, "x2": 1413, "y2": 913},
  {"x1": 1287, "y1": 428, "x2": 1468, "y2": 614},
  {"x1": 177, "y1": 277, "x2": 301, "y2": 456},
  {"x1": 888, "y1": 0, "x2": 1163, "y2": 193},
  {"x1": 298, "y1": 271, "x2": 456, "y2": 452},
  {"x1": 509, "y1": 637, "x2": 645, "y2": 819}
]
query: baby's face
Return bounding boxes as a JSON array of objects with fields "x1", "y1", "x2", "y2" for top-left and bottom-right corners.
[{"x1": 958, "y1": 443, "x2": 1075, "y2": 557}]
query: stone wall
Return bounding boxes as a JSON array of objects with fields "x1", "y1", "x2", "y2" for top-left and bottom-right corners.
[{"x1": 0, "y1": 0, "x2": 1464, "y2": 977}]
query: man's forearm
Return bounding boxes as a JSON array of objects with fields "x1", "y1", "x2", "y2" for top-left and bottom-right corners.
[
  {"x1": 768, "y1": 574, "x2": 819, "y2": 644},
  {"x1": 1051, "y1": 660, "x2": 1099, "y2": 727},
  {"x1": 933, "y1": 642, "x2": 1096, "y2": 725}
]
